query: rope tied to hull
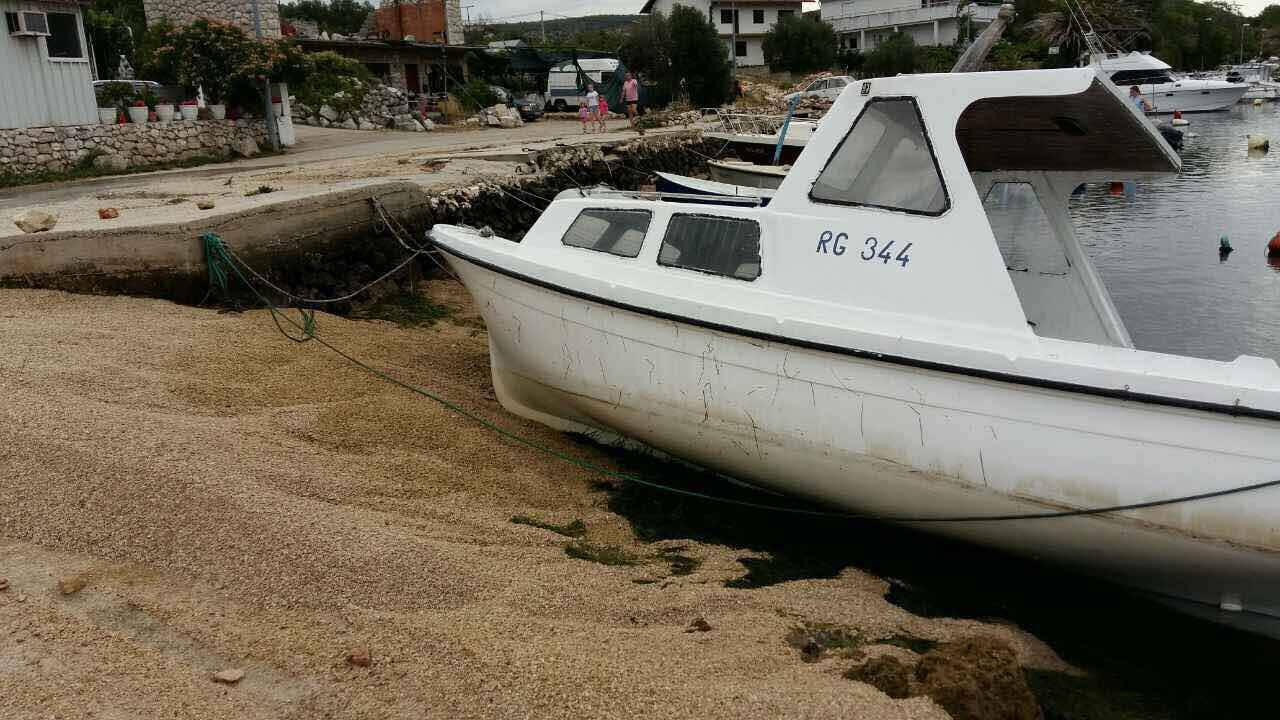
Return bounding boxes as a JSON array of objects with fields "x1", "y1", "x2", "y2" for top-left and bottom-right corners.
[{"x1": 199, "y1": 229, "x2": 1280, "y2": 525}]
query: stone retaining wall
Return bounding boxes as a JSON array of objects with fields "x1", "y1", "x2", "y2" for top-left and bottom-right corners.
[
  {"x1": 0, "y1": 120, "x2": 269, "y2": 178},
  {"x1": 142, "y1": 0, "x2": 282, "y2": 38}
]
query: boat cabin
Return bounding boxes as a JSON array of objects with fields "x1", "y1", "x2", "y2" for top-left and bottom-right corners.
[{"x1": 533, "y1": 69, "x2": 1178, "y2": 353}]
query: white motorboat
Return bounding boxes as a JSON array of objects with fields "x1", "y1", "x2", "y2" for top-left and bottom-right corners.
[
  {"x1": 1093, "y1": 51, "x2": 1249, "y2": 112},
  {"x1": 1228, "y1": 61, "x2": 1280, "y2": 101},
  {"x1": 431, "y1": 68, "x2": 1280, "y2": 631},
  {"x1": 706, "y1": 159, "x2": 788, "y2": 190}
]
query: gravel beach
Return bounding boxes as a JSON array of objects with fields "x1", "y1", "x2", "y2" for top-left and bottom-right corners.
[{"x1": 0, "y1": 285, "x2": 1068, "y2": 719}]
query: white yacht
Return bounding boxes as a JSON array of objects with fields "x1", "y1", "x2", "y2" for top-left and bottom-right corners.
[
  {"x1": 1093, "y1": 51, "x2": 1249, "y2": 112},
  {"x1": 430, "y1": 68, "x2": 1280, "y2": 632},
  {"x1": 1228, "y1": 60, "x2": 1280, "y2": 101}
]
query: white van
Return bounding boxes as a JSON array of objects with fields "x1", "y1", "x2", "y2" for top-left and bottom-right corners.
[{"x1": 545, "y1": 58, "x2": 620, "y2": 112}]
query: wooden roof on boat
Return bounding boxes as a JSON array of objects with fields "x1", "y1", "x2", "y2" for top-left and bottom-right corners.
[{"x1": 955, "y1": 78, "x2": 1180, "y2": 175}]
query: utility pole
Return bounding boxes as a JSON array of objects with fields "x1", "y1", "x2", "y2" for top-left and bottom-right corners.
[
  {"x1": 730, "y1": 1, "x2": 737, "y2": 77},
  {"x1": 250, "y1": 0, "x2": 279, "y2": 152},
  {"x1": 463, "y1": 4, "x2": 474, "y2": 27},
  {"x1": 1241, "y1": 22, "x2": 1250, "y2": 64},
  {"x1": 540, "y1": 10, "x2": 546, "y2": 44}
]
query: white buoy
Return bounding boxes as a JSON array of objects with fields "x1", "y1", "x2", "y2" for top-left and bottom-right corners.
[
  {"x1": 1171, "y1": 110, "x2": 1189, "y2": 126},
  {"x1": 1254, "y1": 98, "x2": 1265, "y2": 107},
  {"x1": 1248, "y1": 134, "x2": 1270, "y2": 151}
]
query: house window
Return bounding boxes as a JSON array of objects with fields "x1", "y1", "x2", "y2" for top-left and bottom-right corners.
[
  {"x1": 810, "y1": 98, "x2": 950, "y2": 216},
  {"x1": 778, "y1": 9, "x2": 794, "y2": 20},
  {"x1": 752, "y1": 9, "x2": 764, "y2": 24},
  {"x1": 561, "y1": 209, "x2": 651, "y2": 258},
  {"x1": 658, "y1": 215, "x2": 761, "y2": 281},
  {"x1": 735, "y1": 41, "x2": 747, "y2": 57},
  {"x1": 45, "y1": 12, "x2": 83, "y2": 59},
  {"x1": 720, "y1": 8, "x2": 733, "y2": 24}
]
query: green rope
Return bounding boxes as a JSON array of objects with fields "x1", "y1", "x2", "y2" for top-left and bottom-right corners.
[
  {"x1": 200, "y1": 232, "x2": 1280, "y2": 524},
  {"x1": 203, "y1": 233, "x2": 315, "y2": 343}
]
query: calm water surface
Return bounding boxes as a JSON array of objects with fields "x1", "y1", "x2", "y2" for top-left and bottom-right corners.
[{"x1": 1069, "y1": 102, "x2": 1280, "y2": 362}]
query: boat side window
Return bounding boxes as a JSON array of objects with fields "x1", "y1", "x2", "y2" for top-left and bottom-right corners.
[
  {"x1": 1109, "y1": 69, "x2": 1174, "y2": 85},
  {"x1": 810, "y1": 98, "x2": 949, "y2": 216},
  {"x1": 560, "y1": 209, "x2": 651, "y2": 258},
  {"x1": 658, "y1": 214, "x2": 761, "y2": 281}
]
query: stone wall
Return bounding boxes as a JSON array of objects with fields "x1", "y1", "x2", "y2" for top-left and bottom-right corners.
[
  {"x1": 0, "y1": 120, "x2": 269, "y2": 178},
  {"x1": 142, "y1": 0, "x2": 282, "y2": 39}
]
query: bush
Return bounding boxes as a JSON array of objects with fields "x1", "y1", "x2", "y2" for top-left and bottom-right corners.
[
  {"x1": 762, "y1": 16, "x2": 838, "y2": 73},
  {"x1": 293, "y1": 51, "x2": 370, "y2": 115},
  {"x1": 863, "y1": 32, "x2": 919, "y2": 78},
  {"x1": 137, "y1": 20, "x2": 311, "y2": 106},
  {"x1": 95, "y1": 81, "x2": 136, "y2": 110},
  {"x1": 457, "y1": 79, "x2": 499, "y2": 111}
]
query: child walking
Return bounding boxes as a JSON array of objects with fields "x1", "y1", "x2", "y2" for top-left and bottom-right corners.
[
  {"x1": 597, "y1": 94, "x2": 609, "y2": 133},
  {"x1": 578, "y1": 99, "x2": 591, "y2": 133}
]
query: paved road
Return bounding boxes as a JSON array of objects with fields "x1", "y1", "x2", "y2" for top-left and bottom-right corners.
[{"x1": 0, "y1": 120, "x2": 667, "y2": 212}]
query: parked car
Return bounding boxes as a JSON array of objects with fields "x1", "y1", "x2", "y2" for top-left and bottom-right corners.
[
  {"x1": 92, "y1": 79, "x2": 163, "y2": 100},
  {"x1": 783, "y1": 75, "x2": 854, "y2": 104},
  {"x1": 514, "y1": 93, "x2": 543, "y2": 121}
]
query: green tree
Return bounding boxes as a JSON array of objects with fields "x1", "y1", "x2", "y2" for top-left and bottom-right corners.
[
  {"x1": 619, "y1": 12, "x2": 671, "y2": 82},
  {"x1": 862, "y1": 32, "x2": 918, "y2": 78},
  {"x1": 762, "y1": 15, "x2": 837, "y2": 73},
  {"x1": 280, "y1": 0, "x2": 374, "y2": 36},
  {"x1": 667, "y1": 5, "x2": 731, "y2": 107},
  {"x1": 84, "y1": 0, "x2": 146, "y2": 78}
]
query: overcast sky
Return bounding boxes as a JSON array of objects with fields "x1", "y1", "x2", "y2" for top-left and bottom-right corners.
[{"x1": 466, "y1": 1, "x2": 1276, "y2": 25}]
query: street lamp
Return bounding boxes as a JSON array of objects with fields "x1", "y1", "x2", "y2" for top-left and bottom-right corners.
[{"x1": 1241, "y1": 22, "x2": 1251, "y2": 64}]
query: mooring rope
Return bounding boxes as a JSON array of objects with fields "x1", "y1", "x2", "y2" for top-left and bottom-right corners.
[{"x1": 200, "y1": 231, "x2": 1280, "y2": 523}]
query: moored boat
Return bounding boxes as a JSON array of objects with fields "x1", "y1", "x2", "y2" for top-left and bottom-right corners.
[
  {"x1": 706, "y1": 159, "x2": 788, "y2": 190},
  {"x1": 1093, "y1": 50, "x2": 1249, "y2": 112},
  {"x1": 653, "y1": 171, "x2": 774, "y2": 203},
  {"x1": 431, "y1": 68, "x2": 1280, "y2": 631}
]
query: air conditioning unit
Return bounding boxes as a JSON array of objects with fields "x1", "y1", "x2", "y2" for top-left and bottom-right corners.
[{"x1": 7, "y1": 11, "x2": 51, "y2": 37}]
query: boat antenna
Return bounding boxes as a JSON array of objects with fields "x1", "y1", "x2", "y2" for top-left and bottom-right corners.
[{"x1": 559, "y1": 168, "x2": 586, "y2": 197}]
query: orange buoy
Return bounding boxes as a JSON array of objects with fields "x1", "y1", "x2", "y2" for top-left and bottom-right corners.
[
  {"x1": 1268, "y1": 231, "x2": 1280, "y2": 257},
  {"x1": 1109, "y1": 181, "x2": 1125, "y2": 196}
]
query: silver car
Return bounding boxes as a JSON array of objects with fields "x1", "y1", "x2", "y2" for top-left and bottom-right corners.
[{"x1": 783, "y1": 75, "x2": 854, "y2": 103}]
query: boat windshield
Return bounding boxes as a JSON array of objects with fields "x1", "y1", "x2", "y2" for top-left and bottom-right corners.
[{"x1": 1108, "y1": 69, "x2": 1176, "y2": 85}]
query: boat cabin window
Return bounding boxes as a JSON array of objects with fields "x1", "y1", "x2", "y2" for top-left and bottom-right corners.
[
  {"x1": 1108, "y1": 69, "x2": 1175, "y2": 85},
  {"x1": 658, "y1": 214, "x2": 761, "y2": 281},
  {"x1": 560, "y1": 209, "x2": 651, "y2": 258},
  {"x1": 810, "y1": 98, "x2": 949, "y2": 216}
]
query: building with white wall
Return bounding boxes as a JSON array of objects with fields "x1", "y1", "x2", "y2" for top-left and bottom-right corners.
[
  {"x1": 1, "y1": 0, "x2": 97, "y2": 129},
  {"x1": 639, "y1": 0, "x2": 804, "y2": 68},
  {"x1": 823, "y1": 0, "x2": 1000, "y2": 53}
]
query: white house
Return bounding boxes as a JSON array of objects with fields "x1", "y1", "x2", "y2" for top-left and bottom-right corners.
[
  {"x1": 1, "y1": 0, "x2": 97, "y2": 129},
  {"x1": 823, "y1": 0, "x2": 1001, "y2": 53},
  {"x1": 639, "y1": 0, "x2": 805, "y2": 68}
]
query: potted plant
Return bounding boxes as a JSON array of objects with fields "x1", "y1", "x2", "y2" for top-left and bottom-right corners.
[
  {"x1": 155, "y1": 101, "x2": 175, "y2": 123},
  {"x1": 95, "y1": 81, "x2": 133, "y2": 125},
  {"x1": 180, "y1": 99, "x2": 199, "y2": 122},
  {"x1": 271, "y1": 95, "x2": 283, "y2": 117},
  {"x1": 208, "y1": 99, "x2": 227, "y2": 120},
  {"x1": 127, "y1": 99, "x2": 149, "y2": 124}
]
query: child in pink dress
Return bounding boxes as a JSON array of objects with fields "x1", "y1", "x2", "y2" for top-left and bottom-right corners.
[
  {"x1": 578, "y1": 100, "x2": 590, "y2": 133},
  {"x1": 597, "y1": 95, "x2": 609, "y2": 132}
]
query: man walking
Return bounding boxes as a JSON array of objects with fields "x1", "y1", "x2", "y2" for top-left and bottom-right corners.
[{"x1": 623, "y1": 72, "x2": 640, "y2": 127}]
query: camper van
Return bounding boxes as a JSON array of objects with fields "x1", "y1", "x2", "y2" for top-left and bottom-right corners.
[{"x1": 545, "y1": 58, "x2": 620, "y2": 111}]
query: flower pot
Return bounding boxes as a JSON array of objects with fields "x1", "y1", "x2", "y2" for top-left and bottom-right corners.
[
  {"x1": 127, "y1": 106, "x2": 149, "y2": 124},
  {"x1": 272, "y1": 102, "x2": 283, "y2": 117},
  {"x1": 208, "y1": 104, "x2": 226, "y2": 120},
  {"x1": 98, "y1": 107, "x2": 117, "y2": 125},
  {"x1": 180, "y1": 105, "x2": 199, "y2": 122},
  {"x1": 155, "y1": 104, "x2": 175, "y2": 123}
]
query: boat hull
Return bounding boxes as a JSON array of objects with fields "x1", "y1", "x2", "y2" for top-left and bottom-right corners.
[
  {"x1": 706, "y1": 160, "x2": 787, "y2": 190},
  {"x1": 441, "y1": 248, "x2": 1280, "y2": 629},
  {"x1": 1143, "y1": 84, "x2": 1250, "y2": 113}
]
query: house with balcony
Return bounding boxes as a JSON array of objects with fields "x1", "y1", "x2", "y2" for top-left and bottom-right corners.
[
  {"x1": 639, "y1": 0, "x2": 804, "y2": 68},
  {"x1": 823, "y1": 0, "x2": 1001, "y2": 53}
]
